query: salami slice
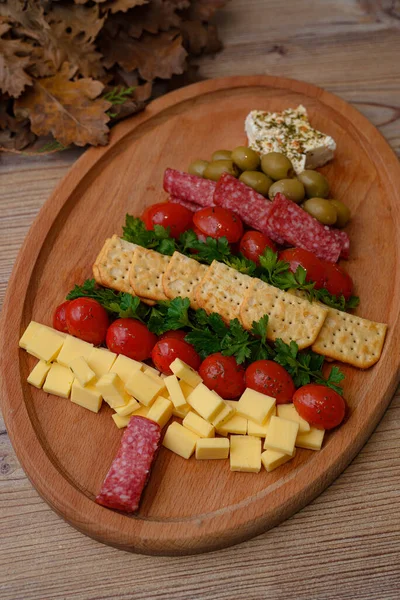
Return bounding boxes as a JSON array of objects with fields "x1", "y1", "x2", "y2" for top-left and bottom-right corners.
[
  {"x1": 267, "y1": 193, "x2": 342, "y2": 263},
  {"x1": 169, "y1": 196, "x2": 203, "y2": 212},
  {"x1": 331, "y1": 229, "x2": 350, "y2": 259},
  {"x1": 163, "y1": 168, "x2": 216, "y2": 207},
  {"x1": 96, "y1": 416, "x2": 161, "y2": 513},
  {"x1": 213, "y1": 173, "x2": 284, "y2": 244}
]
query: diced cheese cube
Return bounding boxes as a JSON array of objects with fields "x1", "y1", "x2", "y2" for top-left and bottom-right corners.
[
  {"x1": 69, "y1": 356, "x2": 96, "y2": 387},
  {"x1": 87, "y1": 347, "x2": 116, "y2": 378},
  {"x1": 261, "y1": 448, "x2": 296, "y2": 472},
  {"x1": 247, "y1": 411, "x2": 275, "y2": 437},
  {"x1": 131, "y1": 404, "x2": 150, "y2": 418},
  {"x1": 172, "y1": 403, "x2": 192, "y2": 419},
  {"x1": 230, "y1": 435, "x2": 261, "y2": 473},
  {"x1": 164, "y1": 374, "x2": 187, "y2": 409},
  {"x1": 183, "y1": 412, "x2": 215, "y2": 438},
  {"x1": 264, "y1": 416, "x2": 299, "y2": 456},
  {"x1": 196, "y1": 438, "x2": 230, "y2": 460},
  {"x1": 142, "y1": 364, "x2": 161, "y2": 378},
  {"x1": 187, "y1": 383, "x2": 224, "y2": 422},
  {"x1": 26, "y1": 327, "x2": 65, "y2": 362},
  {"x1": 217, "y1": 413, "x2": 247, "y2": 436},
  {"x1": 43, "y1": 363, "x2": 74, "y2": 398},
  {"x1": 179, "y1": 380, "x2": 194, "y2": 399},
  {"x1": 211, "y1": 402, "x2": 235, "y2": 428},
  {"x1": 237, "y1": 388, "x2": 275, "y2": 425},
  {"x1": 277, "y1": 403, "x2": 310, "y2": 433},
  {"x1": 96, "y1": 372, "x2": 129, "y2": 409},
  {"x1": 170, "y1": 358, "x2": 202, "y2": 388},
  {"x1": 27, "y1": 360, "x2": 51, "y2": 389},
  {"x1": 296, "y1": 427, "x2": 325, "y2": 450},
  {"x1": 114, "y1": 396, "x2": 141, "y2": 416},
  {"x1": 71, "y1": 379, "x2": 102, "y2": 413},
  {"x1": 112, "y1": 413, "x2": 131, "y2": 429},
  {"x1": 57, "y1": 335, "x2": 93, "y2": 367},
  {"x1": 19, "y1": 321, "x2": 48, "y2": 349},
  {"x1": 146, "y1": 396, "x2": 173, "y2": 428},
  {"x1": 110, "y1": 354, "x2": 142, "y2": 384},
  {"x1": 125, "y1": 369, "x2": 165, "y2": 406},
  {"x1": 162, "y1": 421, "x2": 200, "y2": 459}
]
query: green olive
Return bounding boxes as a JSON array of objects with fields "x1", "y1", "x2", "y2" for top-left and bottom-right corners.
[
  {"x1": 239, "y1": 171, "x2": 272, "y2": 196},
  {"x1": 188, "y1": 159, "x2": 209, "y2": 177},
  {"x1": 303, "y1": 198, "x2": 337, "y2": 225},
  {"x1": 329, "y1": 199, "x2": 351, "y2": 228},
  {"x1": 268, "y1": 179, "x2": 305, "y2": 203},
  {"x1": 297, "y1": 170, "x2": 329, "y2": 198},
  {"x1": 203, "y1": 160, "x2": 239, "y2": 181},
  {"x1": 212, "y1": 149, "x2": 232, "y2": 161},
  {"x1": 260, "y1": 152, "x2": 294, "y2": 180},
  {"x1": 231, "y1": 146, "x2": 260, "y2": 171}
]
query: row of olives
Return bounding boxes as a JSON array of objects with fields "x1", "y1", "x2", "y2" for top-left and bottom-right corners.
[{"x1": 188, "y1": 148, "x2": 350, "y2": 228}]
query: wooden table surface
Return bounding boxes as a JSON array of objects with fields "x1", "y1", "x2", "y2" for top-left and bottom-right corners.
[{"x1": 1, "y1": 1, "x2": 399, "y2": 598}]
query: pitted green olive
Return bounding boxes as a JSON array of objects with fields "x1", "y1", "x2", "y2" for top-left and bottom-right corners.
[
  {"x1": 297, "y1": 170, "x2": 330, "y2": 198},
  {"x1": 261, "y1": 152, "x2": 294, "y2": 180},
  {"x1": 239, "y1": 171, "x2": 272, "y2": 195},
  {"x1": 268, "y1": 178, "x2": 305, "y2": 203},
  {"x1": 188, "y1": 159, "x2": 209, "y2": 177},
  {"x1": 232, "y1": 146, "x2": 260, "y2": 171},
  {"x1": 303, "y1": 197, "x2": 337, "y2": 225},
  {"x1": 211, "y1": 149, "x2": 232, "y2": 161},
  {"x1": 203, "y1": 160, "x2": 239, "y2": 181},
  {"x1": 329, "y1": 199, "x2": 351, "y2": 228}
]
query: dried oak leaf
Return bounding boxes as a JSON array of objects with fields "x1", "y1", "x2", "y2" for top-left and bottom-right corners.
[
  {"x1": 14, "y1": 63, "x2": 111, "y2": 147},
  {"x1": 180, "y1": 20, "x2": 222, "y2": 55},
  {"x1": 187, "y1": 0, "x2": 228, "y2": 21},
  {"x1": 0, "y1": 20, "x2": 32, "y2": 98},
  {"x1": 101, "y1": 0, "x2": 149, "y2": 14},
  {"x1": 0, "y1": 97, "x2": 35, "y2": 150},
  {"x1": 126, "y1": 0, "x2": 183, "y2": 38}
]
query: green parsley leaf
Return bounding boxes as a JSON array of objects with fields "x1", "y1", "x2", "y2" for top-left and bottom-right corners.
[
  {"x1": 184, "y1": 330, "x2": 221, "y2": 358},
  {"x1": 122, "y1": 215, "x2": 176, "y2": 255}
]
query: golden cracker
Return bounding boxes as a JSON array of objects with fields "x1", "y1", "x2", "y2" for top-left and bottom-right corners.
[
  {"x1": 95, "y1": 235, "x2": 138, "y2": 294},
  {"x1": 240, "y1": 278, "x2": 328, "y2": 349},
  {"x1": 162, "y1": 252, "x2": 208, "y2": 309},
  {"x1": 92, "y1": 238, "x2": 110, "y2": 286},
  {"x1": 130, "y1": 247, "x2": 170, "y2": 301}
]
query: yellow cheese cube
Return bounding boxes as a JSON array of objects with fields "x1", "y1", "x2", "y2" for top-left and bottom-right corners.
[
  {"x1": 43, "y1": 363, "x2": 74, "y2": 398},
  {"x1": 131, "y1": 405, "x2": 150, "y2": 418},
  {"x1": 71, "y1": 380, "x2": 102, "y2": 413},
  {"x1": 87, "y1": 347, "x2": 116, "y2": 378},
  {"x1": 277, "y1": 403, "x2": 310, "y2": 433},
  {"x1": 179, "y1": 380, "x2": 194, "y2": 399},
  {"x1": 114, "y1": 397, "x2": 141, "y2": 416},
  {"x1": 162, "y1": 421, "x2": 200, "y2": 459},
  {"x1": 217, "y1": 413, "x2": 247, "y2": 436},
  {"x1": 196, "y1": 438, "x2": 230, "y2": 460},
  {"x1": 211, "y1": 402, "x2": 235, "y2": 428},
  {"x1": 57, "y1": 335, "x2": 93, "y2": 367},
  {"x1": 296, "y1": 427, "x2": 325, "y2": 450},
  {"x1": 96, "y1": 372, "x2": 129, "y2": 409},
  {"x1": 237, "y1": 388, "x2": 276, "y2": 425},
  {"x1": 187, "y1": 383, "x2": 225, "y2": 422},
  {"x1": 19, "y1": 321, "x2": 45, "y2": 349},
  {"x1": 183, "y1": 412, "x2": 215, "y2": 438},
  {"x1": 26, "y1": 327, "x2": 65, "y2": 362},
  {"x1": 27, "y1": 360, "x2": 51, "y2": 389},
  {"x1": 164, "y1": 374, "x2": 187, "y2": 409},
  {"x1": 69, "y1": 356, "x2": 96, "y2": 387},
  {"x1": 247, "y1": 412, "x2": 275, "y2": 437},
  {"x1": 170, "y1": 358, "x2": 202, "y2": 388},
  {"x1": 261, "y1": 448, "x2": 296, "y2": 472},
  {"x1": 125, "y1": 369, "x2": 165, "y2": 406},
  {"x1": 146, "y1": 396, "x2": 173, "y2": 428},
  {"x1": 112, "y1": 413, "x2": 131, "y2": 429},
  {"x1": 264, "y1": 416, "x2": 299, "y2": 456},
  {"x1": 110, "y1": 354, "x2": 142, "y2": 384},
  {"x1": 142, "y1": 364, "x2": 161, "y2": 379},
  {"x1": 230, "y1": 435, "x2": 261, "y2": 473},
  {"x1": 172, "y1": 403, "x2": 192, "y2": 419}
]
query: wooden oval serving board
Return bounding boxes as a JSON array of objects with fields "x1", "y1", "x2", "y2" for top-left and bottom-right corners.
[{"x1": 1, "y1": 76, "x2": 400, "y2": 556}]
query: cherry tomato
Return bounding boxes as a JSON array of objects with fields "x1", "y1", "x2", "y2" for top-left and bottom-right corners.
[
  {"x1": 323, "y1": 263, "x2": 353, "y2": 300},
  {"x1": 151, "y1": 338, "x2": 201, "y2": 375},
  {"x1": 193, "y1": 225, "x2": 207, "y2": 243},
  {"x1": 53, "y1": 300, "x2": 70, "y2": 333},
  {"x1": 141, "y1": 202, "x2": 193, "y2": 239},
  {"x1": 245, "y1": 360, "x2": 295, "y2": 404},
  {"x1": 159, "y1": 330, "x2": 188, "y2": 342},
  {"x1": 106, "y1": 318, "x2": 157, "y2": 361},
  {"x1": 199, "y1": 353, "x2": 246, "y2": 399},
  {"x1": 193, "y1": 207, "x2": 244, "y2": 243},
  {"x1": 239, "y1": 231, "x2": 277, "y2": 264},
  {"x1": 293, "y1": 384, "x2": 346, "y2": 430},
  {"x1": 279, "y1": 247, "x2": 326, "y2": 289},
  {"x1": 66, "y1": 298, "x2": 109, "y2": 345}
]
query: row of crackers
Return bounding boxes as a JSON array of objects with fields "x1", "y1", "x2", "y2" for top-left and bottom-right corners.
[{"x1": 93, "y1": 235, "x2": 387, "y2": 369}]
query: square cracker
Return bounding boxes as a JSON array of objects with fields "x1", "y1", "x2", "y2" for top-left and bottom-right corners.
[
  {"x1": 93, "y1": 238, "x2": 110, "y2": 286},
  {"x1": 312, "y1": 308, "x2": 387, "y2": 368},
  {"x1": 195, "y1": 261, "x2": 253, "y2": 323},
  {"x1": 162, "y1": 252, "x2": 208, "y2": 309},
  {"x1": 240, "y1": 278, "x2": 328, "y2": 349},
  {"x1": 130, "y1": 247, "x2": 170, "y2": 301}
]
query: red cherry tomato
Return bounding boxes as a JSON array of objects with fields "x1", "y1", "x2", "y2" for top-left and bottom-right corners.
[
  {"x1": 159, "y1": 330, "x2": 188, "y2": 342},
  {"x1": 293, "y1": 384, "x2": 346, "y2": 430},
  {"x1": 66, "y1": 298, "x2": 109, "y2": 345},
  {"x1": 106, "y1": 318, "x2": 157, "y2": 361},
  {"x1": 199, "y1": 353, "x2": 246, "y2": 399},
  {"x1": 193, "y1": 207, "x2": 244, "y2": 243},
  {"x1": 53, "y1": 300, "x2": 70, "y2": 333},
  {"x1": 193, "y1": 225, "x2": 207, "y2": 243},
  {"x1": 323, "y1": 263, "x2": 354, "y2": 300},
  {"x1": 279, "y1": 247, "x2": 326, "y2": 289},
  {"x1": 141, "y1": 202, "x2": 193, "y2": 239},
  {"x1": 245, "y1": 360, "x2": 295, "y2": 404},
  {"x1": 151, "y1": 338, "x2": 201, "y2": 375},
  {"x1": 239, "y1": 231, "x2": 277, "y2": 265}
]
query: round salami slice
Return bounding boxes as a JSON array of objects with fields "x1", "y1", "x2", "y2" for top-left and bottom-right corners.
[
  {"x1": 169, "y1": 196, "x2": 203, "y2": 212},
  {"x1": 96, "y1": 416, "x2": 161, "y2": 513},
  {"x1": 163, "y1": 168, "x2": 216, "y2": 207}
]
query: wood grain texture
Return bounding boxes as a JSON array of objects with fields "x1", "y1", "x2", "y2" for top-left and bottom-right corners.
[{"x1": 1, "y1": 0, "x2": 400, "y2": 597}]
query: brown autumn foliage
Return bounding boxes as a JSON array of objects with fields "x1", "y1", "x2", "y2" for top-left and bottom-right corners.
[{"x1": 0, "y1": 0, "x2": 227, "y2": 153}]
